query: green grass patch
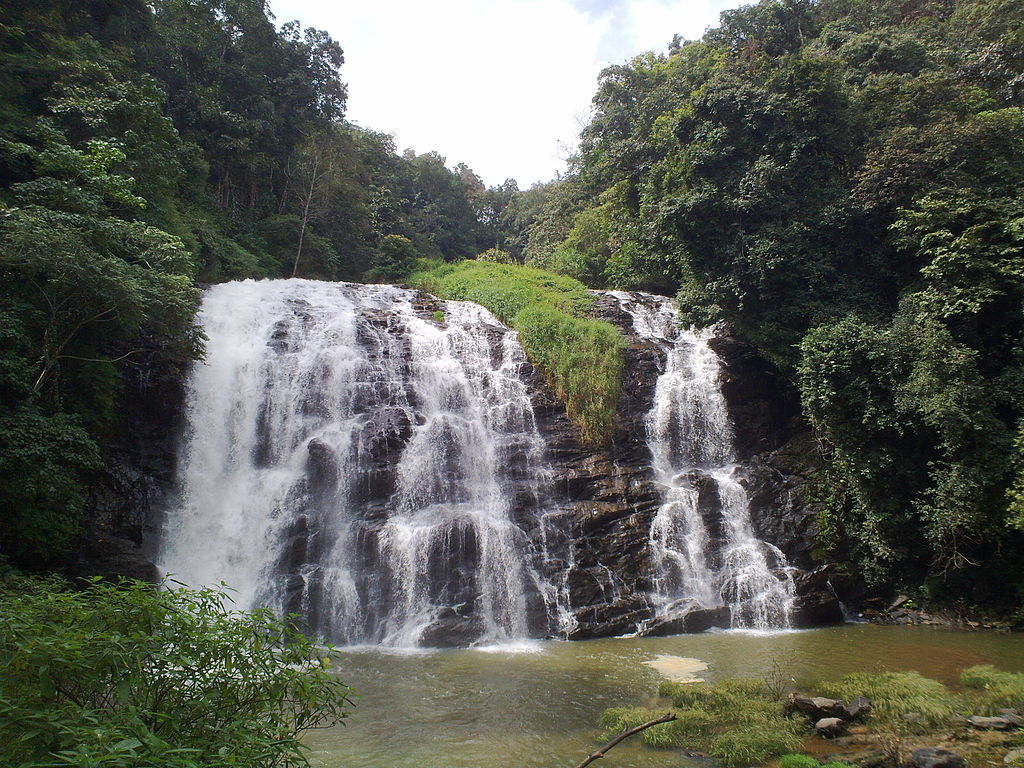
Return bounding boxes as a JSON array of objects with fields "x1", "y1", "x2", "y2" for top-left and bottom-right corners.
[
  {"x1": 814, "y1": 671, "x2": 960, "y2": 731},
  {"x1": 960, "y1": 665, "x2": 1024, "y2": 713},
  {"x1": 779, "y1": 755, "x2": 851, "y2": 768},
  {"x1": 600, "y1": 679, "x2": 802, "y2": 767},
  {"x1": 410, "y1": 260, "x2": 625, "y2": 443}
]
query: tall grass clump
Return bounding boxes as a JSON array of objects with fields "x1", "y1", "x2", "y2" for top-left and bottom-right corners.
[
  {"x1": 411, "y1": 259, "x2": 625, "y2": 443},
  {"x1": 960, "y1": 665, "x2": 1024, "y2": 713},
  {"x1": 815, "y1": 671, "x2": 959, "y2": 730},
  {"x1": 600, "y1": 678, "x2": 802, "y2": 767}
]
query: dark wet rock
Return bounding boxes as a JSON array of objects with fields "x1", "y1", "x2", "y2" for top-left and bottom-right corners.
[
  {"x1": 815, "y1": 717, "x2": 849, "y2": 738},
  {"x1": 911, "y1": 748, "x2": 967, "y2": 768},
  {"x1": 419, "y1": 609, "x2": 484, "y2": 648},
  {"x1": 62, "y1": 532, "x2": 159, "y2": 583},
  {"x1": 791, "y1": 589, "x2": 845, "y2": 627},
  {"x1": 789, "y1": 694, "x2": 851, "y2": 721},
  {"x1": 844, "y1": 696, "x2": 873, "y2": 721},
  {"x1": 642, "y1": 606, "x2": 732, "y2": 637}
]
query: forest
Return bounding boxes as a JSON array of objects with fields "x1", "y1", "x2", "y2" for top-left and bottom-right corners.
[
  {"x1": 1, "y1": 0, "x2": 1023, "y2": 648},
  {"x1": 2, "y1": 0, "x2": 1024, "y2": 765}
]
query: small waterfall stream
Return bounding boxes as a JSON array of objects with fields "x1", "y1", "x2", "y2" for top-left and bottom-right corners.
[
  {"x1": 158, "y1": 279, "x2": 563, "y2": 647},
  {"x1": 609, "y1": 291, "x2": 794, "y2": 630}
]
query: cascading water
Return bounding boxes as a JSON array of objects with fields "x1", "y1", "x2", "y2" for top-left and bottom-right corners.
[
  {"x1": 609, "y1": 291, "x2": 794, "y2": 630},
  {"x1": 158, "y1": 279, "x2": 564, "y2": 647}
]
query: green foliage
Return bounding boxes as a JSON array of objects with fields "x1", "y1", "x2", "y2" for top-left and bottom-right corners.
[
  {"x1": 959, "y1": 665, "x2": 1024, "y2": 713},
  {"x1": 476, "y1": 247, "x2": 517, "y2": 264},
  {"x1": 365, "y1": 234, "x2": 417, "y2": 283},
  {"x1": 814, "y1": 671, "x2": 960, "y2": 731},
  {"x1": 411, "y1": 260, "x2": 625, "y2": 443},
  {"x1": 602, "y1": 678, "x2": 801, "y2": 766},
  {"x1": 779, "y1": 755, "x2": 851, "y2": 768},
  {"x1": 544, "y1": 0, "x2": 1024, "y2": 604},
  {"x1": 0, "y1": 577, "x2": 352, "y2": 768},
  {"x1": 779, "y1": 754, "x2": 826, "y2": 768},
  {"x1": 0, "y1": 0, "x2": 520, "y2": 562}
]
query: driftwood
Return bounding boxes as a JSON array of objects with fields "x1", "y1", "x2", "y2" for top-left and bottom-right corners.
[{"x1": 572, "y1": 712, "x2": 678, "y2": 768}]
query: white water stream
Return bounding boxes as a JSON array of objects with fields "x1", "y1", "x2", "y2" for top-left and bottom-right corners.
[
  {"x1": 158, "y1": 279, "x2": 563, "y2": 647},
  {"x1": 609, "y1": 291, "x2": 794, "y2": 629}
]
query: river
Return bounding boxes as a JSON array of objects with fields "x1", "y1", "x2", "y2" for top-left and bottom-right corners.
[{"x1": 306, "y1": 624, "x2": 1024, "y2": 768}]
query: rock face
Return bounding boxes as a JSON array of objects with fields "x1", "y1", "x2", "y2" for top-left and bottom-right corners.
[
  {"x1": 67, "y1": 339, "x2": 186, "y2": 584},
  {"x1": 88, "y1": 285, "x2": 829, "y2": 641}
]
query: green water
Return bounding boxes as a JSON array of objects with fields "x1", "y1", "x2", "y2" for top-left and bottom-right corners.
[{"x1": 306, "y1": 625, "x2": 1024, "y2": 768}]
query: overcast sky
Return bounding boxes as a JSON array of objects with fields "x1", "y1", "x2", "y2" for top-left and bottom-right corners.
[{"x1": 268, "y1": 0, "x2": 741, "y2": 188}]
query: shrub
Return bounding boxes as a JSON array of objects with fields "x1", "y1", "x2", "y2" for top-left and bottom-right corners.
[
  {"x1": 603, "y1": 678, "x2": 802, "y2": 766},
  {"x1": 0, "y1": 577, "x2": 353, "y2": 768},
  {"x1": 779, "y1": 754, "x2": 824, "y2": 768},
  {"x1": 710, "y1": 723, "x2": 803, "y2": 767},
  {"x1": 779, "y1": 755, "x2": 853, "y2": 768},
  {"x1": 410, "y1": 260, "x2": 625, "y2": 443},
  {"x1": 960, "y1": 665, "x2": 1024, "y2": 713},
  {"x1": 815, "y1": 671, "x2": 959, "y2": 730}
]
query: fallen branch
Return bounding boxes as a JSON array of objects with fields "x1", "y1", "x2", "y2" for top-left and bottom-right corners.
[{"x1": 572, "y1": 712, "x2": 677, "y2": 768}]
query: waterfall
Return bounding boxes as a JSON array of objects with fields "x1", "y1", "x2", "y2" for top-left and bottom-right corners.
[
  {"x1": 609, "y1": 291, "x2": 794, "y2": 630},
  {"x1": 157, "y1": 279, "x2": 563, "y2": 647}
]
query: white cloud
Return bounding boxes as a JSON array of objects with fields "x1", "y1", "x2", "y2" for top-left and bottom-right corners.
[{"x1": 269, "y1": 0, "x2": 738, "y2": 187}]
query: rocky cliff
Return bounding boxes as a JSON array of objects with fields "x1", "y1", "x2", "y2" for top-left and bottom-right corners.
[{"x1": 83, "y1": 285, "x2": 837, "y2": 639}]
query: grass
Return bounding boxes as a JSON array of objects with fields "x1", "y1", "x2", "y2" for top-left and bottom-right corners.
[
  {"x1": 600, "y1": 678, "x2": 802, "y2": 767},
  {"x1": 959, "y1": 665, "x2": 1024, "y2": 714},
  {"x1": 813, "y1": 671, "x2": 960, "y2": 731},
  {"x1": 410, "y1": 259, "x2": 625, "y2": 443},
  {"x1": 778, "y1": 755, "x2": 852, "y2": 768}
]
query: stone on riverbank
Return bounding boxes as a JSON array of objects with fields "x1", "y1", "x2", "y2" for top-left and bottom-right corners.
[{"x1": 911, "y1": 747, "x2": 966, "y2": 768}]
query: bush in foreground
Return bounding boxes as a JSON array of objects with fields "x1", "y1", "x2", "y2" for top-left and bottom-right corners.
[
  {"x1": 600, "y1": 678, "x2": 802, "y2": 767},
  {"x1": 0, "y1": 577, "x2": 352, "y2": 768},
  {"x1": 813, "y1": 671, "x2": 960, "y2": 731},
  {"x1": 960, "y1": 665, "x2": 1024, "y2": 713}
]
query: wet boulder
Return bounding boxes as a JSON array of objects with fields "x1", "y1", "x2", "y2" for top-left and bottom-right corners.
[
  {"x1": 911, "y1": 748, "x2": 966, "y2": 768},
  {"x1": 815, "y1": 717, "x2": 848, "y2": 738},
  {"x1": 642, "y1": 606, "x2": 732, "y2": 637}
]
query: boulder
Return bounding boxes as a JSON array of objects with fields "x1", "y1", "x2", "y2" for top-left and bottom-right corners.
[
  {"x1": 844, "y1": 696, "x2": 873, "y2": 721},
  {"x1": 968, "y1": 715, "x2": 1016, "y2": 730},
  {"x1": 418, "y1": 609, "x2": 483, "y2": 648},
  {"x1": 791, "y1": 590, "x2": 845, "y2": 627},
  {"x1": 999, "y1": 709, "x2": 1023, "y2": 727},
  {"x1": 815, "y1": 717, "x2": 848, "y2": 738},
  {"x1": 643, "y1": 606, "x2": 732, "y2": 637},
  {"x1": 789, "y1": 694, "x2": 853, "y2": 721},
  {"x1": 1004, "y1": 748, "x2": 1024, "y2": 765},
  {"x1": 911, "y1": 748, "x2": 966, "y2": 768}
]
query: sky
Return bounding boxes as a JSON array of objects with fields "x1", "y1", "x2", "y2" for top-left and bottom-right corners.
[{"x1": 268, "y1": 0, "x2": 741, "y2": 188}]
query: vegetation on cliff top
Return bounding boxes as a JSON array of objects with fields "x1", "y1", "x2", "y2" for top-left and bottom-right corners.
[{"x1": 411, "y1": 259, "x2": 625, "y2": 444}]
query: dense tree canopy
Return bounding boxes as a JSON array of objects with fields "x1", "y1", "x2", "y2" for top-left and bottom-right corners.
[
  {"x1": 0, "y1": 0, "x2": 510, "y2": 564},
  {"x1": 525, "y1": 0, "x2": 1024, "y2": 606},
  {"x1": 2, "y1": 0, "x2": 1022, "y2": 615}
]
